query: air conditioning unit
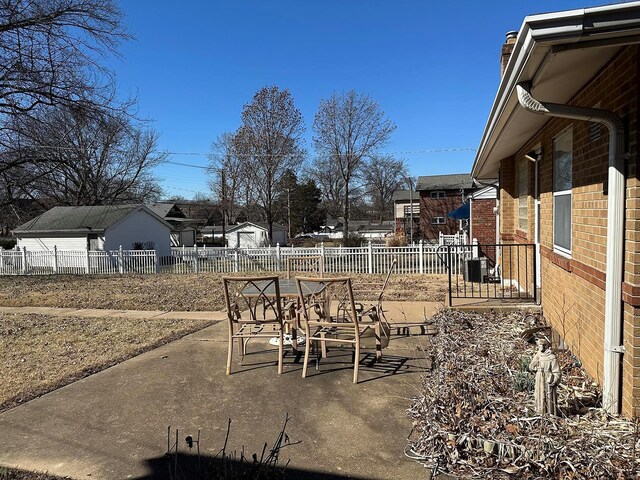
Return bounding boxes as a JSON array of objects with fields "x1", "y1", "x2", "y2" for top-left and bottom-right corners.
[{"x1": 464, "y1": 257, "x2": 488, "y2": 283}]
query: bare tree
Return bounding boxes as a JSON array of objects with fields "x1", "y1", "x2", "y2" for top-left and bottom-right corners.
[
  {"x1": 312, "y1": 90, "x2": 395, "y2": 239},
  {"x1": 361, "y1": 155, "x2": 408, "y2": 222},
  {"x1": 9, "y1": 105, "x2": 164, "y2": 205},
  {"x1": 233, "y1": 86, "x2": 305, "y2": 243},
  {"x1": 304, "y1": 155, "x2": 345, "y2": 221},
  {"x1": 0, "y1": 0, "x2": 132, "y2": 207},
  {"x1": 208, "y1": 132, "x2": 246, "y2": 242},
  {"x1": 0, "y1": 0, "x2": 128, "y2": 120}
]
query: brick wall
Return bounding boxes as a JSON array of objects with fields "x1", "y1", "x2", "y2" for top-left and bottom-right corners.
[
  {"x1": 471, "y1": 198, "x2": 496, "y2": 245},
  {"x1": 499, "y1": 45, "x2": 639, "y2": 416},
  {"x1": 419, "y1": 191, "x2": 465, "y2": 241}
]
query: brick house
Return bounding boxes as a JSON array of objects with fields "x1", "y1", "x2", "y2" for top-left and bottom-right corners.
[
  {"x1": 472, "y1": 3, "x2": 640, "y2": 415},
  {"x1": 415, "y1": 173, "x2": 475, "y2": 242}
]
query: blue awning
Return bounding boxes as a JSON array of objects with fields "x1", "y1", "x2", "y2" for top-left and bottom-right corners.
[{"x1": 447, "y1": 202, "x2": 469, "y2": 220}]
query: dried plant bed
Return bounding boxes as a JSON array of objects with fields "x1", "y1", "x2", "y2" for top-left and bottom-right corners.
[
  {"x1": 0, "y1": 313, "x2": 213, "y2": 413},
  {"x1": 0, "y1": 273, "x2": 445, "y2": 311},
  {"x1": 406, "y1": 310, "x2": 639, "y2": 479},
  {"x1": 0, "y1": 467, "x2": 63, "y2": 480}
]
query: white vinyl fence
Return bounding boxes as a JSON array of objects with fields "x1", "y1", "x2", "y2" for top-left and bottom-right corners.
[{"x1": 0, "y1": 242, "x2": 472, "y2": 276}]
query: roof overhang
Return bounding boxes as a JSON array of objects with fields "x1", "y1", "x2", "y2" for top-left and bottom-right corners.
[
  {"x1": 473, "y1": 2, "x2": 640, "y2": 179},
  {"x1": 13, "y1": 229, "x2": 105, "y2": 236}
]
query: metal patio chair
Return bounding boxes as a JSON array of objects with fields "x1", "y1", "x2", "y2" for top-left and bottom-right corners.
[
  {"x1": 295, "y1": 276, "x2": 384, "y2": 384},
  {"x1": 222, "y1": 275, "x2": 285, "y2": 375}
]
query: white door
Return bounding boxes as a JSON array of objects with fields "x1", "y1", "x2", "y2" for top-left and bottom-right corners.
[{"x1": 238, "y1": 232, "x2": 254, "y2": 248}]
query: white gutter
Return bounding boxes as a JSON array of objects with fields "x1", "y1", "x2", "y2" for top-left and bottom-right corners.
[{"x1": 516, "y1": 83, "x2": 627, "y2": 414}]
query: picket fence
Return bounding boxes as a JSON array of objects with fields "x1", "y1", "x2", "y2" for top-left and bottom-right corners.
[{"x1": 0, "y1": 243, "x2": 472, "y2": 276}]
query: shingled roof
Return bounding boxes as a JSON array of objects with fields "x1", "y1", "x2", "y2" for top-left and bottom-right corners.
[
  {"x1": 13, "y1": 205, "x2": 166, "y2": 234},
  {"x1": 392, "y1": 190, "x2": 415, "y2": 201},
  {"x1": 415, "y1": 173, "x2": 474, "y2": 191}
]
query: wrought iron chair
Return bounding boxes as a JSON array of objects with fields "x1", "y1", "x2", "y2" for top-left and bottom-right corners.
[
  {"x1": 222, "y1": 276, "x2": 285, "y2": 375},
  {"x1": 295, "y1": 276, "x2": 383, "y2": 383}
]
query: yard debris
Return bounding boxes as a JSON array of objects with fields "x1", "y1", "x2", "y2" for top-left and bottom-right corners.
[{"x1": 406, "y1": 310, "x2": 640, "y2": 479}]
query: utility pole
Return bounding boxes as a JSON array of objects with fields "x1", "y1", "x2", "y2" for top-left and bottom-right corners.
[
  {"x1": 407, "y1": 177, "x2": 415, "y2": 245},
  {"x1": 221, "y1": 170, "x2": 226, "y2": 245},
  {"x1": 287, "y1": 183, "x2": 292, "y2": 240}
]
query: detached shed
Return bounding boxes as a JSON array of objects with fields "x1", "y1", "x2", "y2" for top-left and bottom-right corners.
[
  {"x1": 227, "y1": 222, "x2": 287, "y2": 248},
  {"x1": 13, "y1": 205, "x2": 172, "y2": 256}
]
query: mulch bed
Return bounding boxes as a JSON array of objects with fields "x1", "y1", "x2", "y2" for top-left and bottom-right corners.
[{"x1": 406, "y1": 310, "x2": 639, "y2": 479}]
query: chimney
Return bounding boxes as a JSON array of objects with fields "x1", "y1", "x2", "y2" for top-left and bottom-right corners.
[{"x1": 501, "y1": 31, "x2": 518, "y2": 76}]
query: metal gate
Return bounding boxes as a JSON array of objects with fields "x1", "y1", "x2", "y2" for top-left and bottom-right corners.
[{"x1": 438, "y1": 243, "x2": 537, "y2": 305}]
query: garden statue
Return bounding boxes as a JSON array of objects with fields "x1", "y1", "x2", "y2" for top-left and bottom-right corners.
[{"x1": 529, "y1": 337, "x2": 561, "y2": 415}]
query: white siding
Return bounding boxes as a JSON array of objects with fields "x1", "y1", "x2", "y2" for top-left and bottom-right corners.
[
  {"x1": 17, "y1": 235, "x2": 88, "y2": 251},
  {"x1": 470, "y1": 186, "x2": 497, "y2": 200},
  {"x1": 105, "y1": 210, "x2": 171, "y2": 256}
]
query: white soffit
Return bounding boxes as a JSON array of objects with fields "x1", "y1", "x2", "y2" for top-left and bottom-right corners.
[{"x1": 482, "y1": 46, "x2": 619, "y2": 175}]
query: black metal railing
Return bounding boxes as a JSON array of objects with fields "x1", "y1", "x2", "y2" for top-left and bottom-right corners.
[{"x1": 441, "y1": 243, "x2": 537, "y2": 305}]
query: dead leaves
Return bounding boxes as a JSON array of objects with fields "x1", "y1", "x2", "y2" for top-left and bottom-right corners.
[{"x1": 406, "y1": 310, "x2": 639, "y2": 479}]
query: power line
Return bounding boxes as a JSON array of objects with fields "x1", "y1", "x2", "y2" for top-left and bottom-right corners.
[
  {"x1": 163, "y1": 160, "x2": 209, "y2": 169},
  {"x1": 162, "y1": 148, "x2": 477, "y2": 170},
  {"x1": 8, "y1": 144, "x2": 477, "y2": 175},
  {"x1": 163, "y1": 147, "x2": 477, "y2": 157},
  {"x1": 16, "y1": 144, "x2": 476, "y2": 158}
]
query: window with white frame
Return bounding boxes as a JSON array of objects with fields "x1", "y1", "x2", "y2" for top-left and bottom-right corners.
[
  {"x1": 430, "y1": 191, "x2": 445, "y2": 198},
  {"x1": 553, "y1": 128, "x2": 572, "y2": 254},
  {"x1": 431, "y1": 216, "x2": 445, "y2": 224},
  {"x1": 518, "y1": 160, "x2": 528, "y2": 231}
]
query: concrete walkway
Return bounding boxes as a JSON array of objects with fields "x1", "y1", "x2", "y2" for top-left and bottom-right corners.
[
  {"x1": 0, "y1": 302, "x2": 443, "y2": 479},
  {"x1": 0, "y1": 300, "x2": 442, "y2": 324}
]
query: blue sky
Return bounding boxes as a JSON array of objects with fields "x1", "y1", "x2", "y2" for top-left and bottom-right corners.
[{"x1": 111, "y1": 0, "x2": 610, "y2": 199}]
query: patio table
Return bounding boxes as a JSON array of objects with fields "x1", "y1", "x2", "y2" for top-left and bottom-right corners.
[{"x1": 241, "y1": 278, "x2": 318, "y2": 353}]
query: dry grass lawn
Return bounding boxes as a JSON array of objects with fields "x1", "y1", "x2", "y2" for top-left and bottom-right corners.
[
  {"x1": 0, "y1": 272, "x2": 447, "y2": 311},
  {"x1": 0, "y1": 313, "x2": 212, "y2": 414}
]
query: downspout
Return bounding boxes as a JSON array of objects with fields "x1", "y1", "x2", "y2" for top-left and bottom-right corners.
[{"x1": 516, "y1": 82, "x2": 627, "y2": 414}]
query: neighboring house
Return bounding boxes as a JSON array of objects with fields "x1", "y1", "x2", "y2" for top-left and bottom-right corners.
[
  {"x1": 357, "y1": 222, "x2": 394, "y2": 242},
  {"x1": 13, "y1": 205, "x2": 172, "y2": 256},
  {"x1": 415, "y1": 173, "x2": 476, "y2": 242},
  {"x1": 147, "y1": 203, "x2": 197, "y2": 247},
  {"x1": 226, "y1": 222, "x2": 287, "y2": 248},
  {"x1": 392, "y1": 190, "x2": 419, "y2": 240},
  {"x1": 472, "y1": 2, "x2": 640, "y2": 416}
]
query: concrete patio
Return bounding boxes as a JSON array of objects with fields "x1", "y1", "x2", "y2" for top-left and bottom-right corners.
[{"x1": 0, "y1": 302, "x2": 440, "y2": 479}]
